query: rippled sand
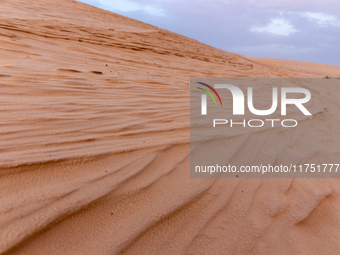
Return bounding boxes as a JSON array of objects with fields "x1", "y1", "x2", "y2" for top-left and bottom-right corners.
[{"x1": 1, "y1": 0, "x2": 340, "y2": 254}]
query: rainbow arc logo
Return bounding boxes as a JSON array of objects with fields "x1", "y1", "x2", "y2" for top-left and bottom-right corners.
[{"x1": 196, "y1": 82, "x2": 222, "y2": 106}]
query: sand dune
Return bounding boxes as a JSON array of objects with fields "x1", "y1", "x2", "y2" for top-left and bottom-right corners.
[{"x1": 1, "y1": 0, "x2": 340, "y2": 254}]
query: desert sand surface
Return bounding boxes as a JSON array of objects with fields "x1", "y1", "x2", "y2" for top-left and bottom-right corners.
[
  {"x1": 1, "y1": 0, "x2": 340, "y2": 254},
  {"x1": 248, "y1": 56, "x2": 340, "y2": 78}
]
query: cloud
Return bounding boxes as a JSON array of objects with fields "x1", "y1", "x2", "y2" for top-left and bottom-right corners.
[
  {"x1": 250, "y1": 19, "x2": 299, "y2": 36},
  {"x1": 301, "y1": 12, "x2": 340, "y2": 26},
  {"x1": 81, "y1": 0, "x2": 165, "y2": 16}
]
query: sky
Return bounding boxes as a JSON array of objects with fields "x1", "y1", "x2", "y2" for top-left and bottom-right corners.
[{"x1": 78, "y1": 0, "x2": 340, "y2": 66}]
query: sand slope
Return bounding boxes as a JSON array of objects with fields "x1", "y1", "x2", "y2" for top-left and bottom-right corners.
[{"x1": 1, "y1": 0, "x2": 340, "y2": 254}]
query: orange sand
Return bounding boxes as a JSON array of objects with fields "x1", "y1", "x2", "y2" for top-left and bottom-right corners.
[{"x1": 1, "y1": 0, "x2": 340, "y2": 254}]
